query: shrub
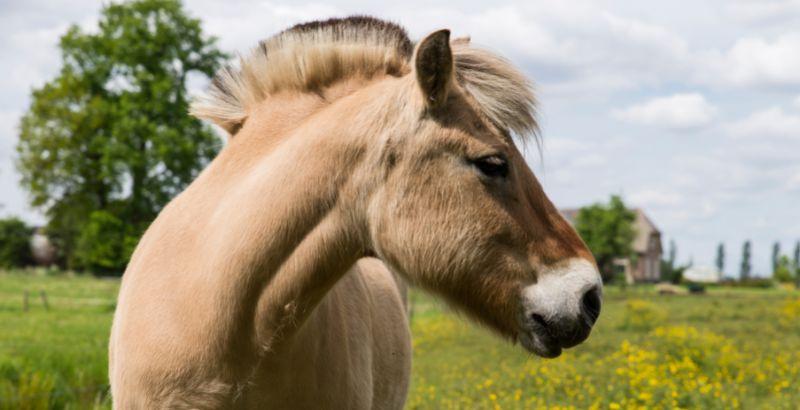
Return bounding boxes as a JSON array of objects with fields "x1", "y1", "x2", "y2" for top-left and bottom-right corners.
[
  {"x1": 734, "y1": 278, "x2": 775, "y2": 288},
  {"x1": 686, "y1": 283, "x2": 706, "y2": 294},
  {"x1": 773, "y1": 255, "x2": 795, "y2": 283},
  {"x1": 0, "y1": 217, "x2": 34, "y2": 269},
  {"x1": 73, "y1": 211, "x2": 137, "y2": 275}
]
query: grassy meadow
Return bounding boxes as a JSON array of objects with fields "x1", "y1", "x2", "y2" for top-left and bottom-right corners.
[
  {"x1": 0, "y1": 272, "x2": 116, "y2": 409},
  {"x1": 1, "y1": 271, "x2": 798, "y2": 409}
]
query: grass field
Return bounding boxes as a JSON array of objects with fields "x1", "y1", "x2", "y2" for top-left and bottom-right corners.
[{"x1": 1, "y1": 271, "x2": 798, "y2": 409}]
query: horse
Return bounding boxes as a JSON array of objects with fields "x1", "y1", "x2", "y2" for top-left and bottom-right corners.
[{"x1": 109, "y1": 16, "x2": 602, "y2": 409}]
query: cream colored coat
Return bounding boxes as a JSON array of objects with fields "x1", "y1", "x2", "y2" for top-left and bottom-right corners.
[
  {"x1": 109, "y1": 87, "x2": 413, "y2": 408},
  {"x1": 110, "y1": 16, "x2": 602, "y2": 409}
]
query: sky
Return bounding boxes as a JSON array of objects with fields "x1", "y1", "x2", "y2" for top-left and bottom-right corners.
[{"x1": 1, "y1": 0, "x2": 799, "y2": 275}]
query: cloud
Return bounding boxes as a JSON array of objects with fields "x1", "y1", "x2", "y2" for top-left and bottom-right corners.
[
  {"x1": 787, "y1": 171, "x2": 800, "y2": 191},
  {"x1": 380, "y1": 2, "x2": 692, "y2": 99},
  {"x1": 725, "y1": 0, "x2": 800, "y2": 25},
  {"x1": 699, "y1": 33, "x2": 800, "y2": 87},
  {"x1": 185, "y1": 2, "x2": 689, "y2": 101},
  {"x1": 727, "y1": 106, "x2": 800, "y2": 138},
  {"x1": 186, "y1": 0, "x2": 342, "y2": 52},
  {"x1": 613, "y1": 93, "x2": 717, "y2": 130},
  {"x1": 628, "y1": 189, "x2": 683, "y2": 208},
  {"x1": 673, "y1": 151, "x2": 795, "y2": 196},
  {"x1": 0, "y1": 110, "x2": 20, "y2": 158}
]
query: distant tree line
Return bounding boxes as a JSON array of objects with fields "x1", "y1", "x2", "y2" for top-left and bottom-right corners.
[
  {"x1": 661, "y1": 240, "x2": 691, "y2": 284},
  {"x1": 769, "y1": 240, "x2": 800, "y2": 284},
  {"x1": 570, "y1": 194, "x2": 799, "y2": 287},
  {"x1": 713, "y1": 240, "x2": 799, "y2": 285},
  {"x1": 0, "y1": 217, "x2": 34, "y2": 268}
]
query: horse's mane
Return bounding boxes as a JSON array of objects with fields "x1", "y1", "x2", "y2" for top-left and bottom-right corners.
[{"x1": 190, "y1": 16, "x2": 538, "y2": 139}]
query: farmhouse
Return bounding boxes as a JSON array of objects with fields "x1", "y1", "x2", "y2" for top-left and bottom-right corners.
[{"x1": 560, "y1": 208, "x2": 663, "y2": 283}]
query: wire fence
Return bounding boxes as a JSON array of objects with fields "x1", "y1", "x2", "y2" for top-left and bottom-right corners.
[
  {"x1": 0, "y1": 289, "x2": 116, "y2": 312},
  {"x1": 1, "y1": 284, "x2": 115, "y2": 408}
]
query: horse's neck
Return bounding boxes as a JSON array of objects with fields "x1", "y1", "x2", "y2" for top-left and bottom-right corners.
[{"x1": 190, "y1": 88, "x2": 383, "y2": 353}]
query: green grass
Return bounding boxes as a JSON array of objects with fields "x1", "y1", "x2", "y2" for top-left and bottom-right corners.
[
  {"x1": 0, "y1": 271, "x2": 117, "y2": 409},
  {"x1": 1, "y1": 271, "x2": 798, "y2": 409}
]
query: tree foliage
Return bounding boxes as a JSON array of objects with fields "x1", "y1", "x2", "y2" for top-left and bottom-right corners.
[
  {"x1": 16, "y1": 0, "x2": 226, "y2": 272},
  {"x1": 667, "y1": 240, "x2": 676, "y2": 269},
  {"x1": 0, "y1": 217, "x2": 34, "y2": 269},
  {"x1": 740, "y1": 240, "x2": 752, "y2": 280},
  {"x1": 771, "y1": 242, "x2": 780, "y2": 274},
  {"x1": 74, "y1": 211, "x2": 140, "y2": 273},
  {"x1": 660, "y1": 240, "x2": 694, "y2": 284},
  {"x1": 794, "y1": 241, "x2": 800, "y2": 287},
  {"x1": 574, "y1": 195, "x2": 636, "y2": 283},
  {"x1": 773, "y1": 255, "x2": 795, "y2": 283}
]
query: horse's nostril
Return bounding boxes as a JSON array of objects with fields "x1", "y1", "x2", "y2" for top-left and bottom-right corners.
[
  {"x1": 530, "y1": 313, "x2": 548, "y2": 329},
  {"x1": 581, "y1": 286, "x2": 601, "y2": 325}
]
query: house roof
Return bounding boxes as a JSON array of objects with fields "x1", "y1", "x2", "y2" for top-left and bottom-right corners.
[{"x1": 632, "y1": 209, "x2": 661, "y2": 253}]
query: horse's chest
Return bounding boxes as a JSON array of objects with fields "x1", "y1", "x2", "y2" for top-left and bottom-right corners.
[
  {"x1": 244, "y1": 306, "x2": 376, "y2": 408},
  {"x1": 242, "y1": 266, "x2": 411, "y2": 409}
]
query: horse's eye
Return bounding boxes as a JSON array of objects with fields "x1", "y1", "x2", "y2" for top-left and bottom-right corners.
[{"x1": 472, "y1": 155, "x2": 509, "y2": 179}]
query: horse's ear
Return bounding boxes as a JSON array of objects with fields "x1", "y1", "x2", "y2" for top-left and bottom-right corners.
[{"x1": 414, "y1": 29, "x2": 453, "y2": 108}]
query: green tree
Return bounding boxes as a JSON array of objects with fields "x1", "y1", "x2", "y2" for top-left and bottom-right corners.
[
  {"x1": 0, "y1": 217, "x2": 34, "y2": 269},
  {"x1": 715, "y1": 242, "x2": 725, "y2": 277},
  {"x1": 16, "y1": 0, "x2": 225, "y2": 272},
  {"x1": 740, "y1": 240, "x2": 752, "y2": 280},
  {"x1": 574, "y1": 195, "x2": 636, "y2": 283},
  {"x1": 667, "y1": 240, "x2": 676, "y2": 269},
  {"x1": 773, "y1": 255, "x2": 794, "y2": 283},
  {"x1": 771, "y1": 242, "x2": 780, "y2": 274},
  {"x1": 794, "y1": 241, "x2": 800, "y2": 287},
  {"x1": 661, "y1": 240, "x2": 683, "y2": 283},
  {"x1": 74, "y1": 210, "x2": 140, "y2": 273}
]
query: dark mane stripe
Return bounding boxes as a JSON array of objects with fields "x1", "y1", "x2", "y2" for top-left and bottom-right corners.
[{"x1": 279, "y1": 16, "x2": 413, "y2": 58}]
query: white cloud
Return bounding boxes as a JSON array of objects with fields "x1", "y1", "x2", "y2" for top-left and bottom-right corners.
[
  {"x1": 699, "y1": 33, "x2": 800, "y2": 87},
  {"x1": 673, "y1": 151, "x2": 791, "y2": 195},
  {"x1": 727, "y1": 106, "x2": 800, "y2": 138},
  {"x1": 382, "y1": 2, "x2": 693, "y2": 99},
  {"x1": 726, "y1": 0, "x2": 800, "y2": 25},
  {"x1": 534, "y1": 136, "x2": 617, "y2": 190},
  {"x1": 628, "y1": 189, "x2": 683, "y2": 208},
  {"x1": 186, "y1": 0, "x2": 342, "y2": 52},
  {"x1": 600, "y1": 12, "x2": 688, "y2": 58},
  {"x1": 613, "y1": 93, "x2": 717, "y2": 130},
  {"x1": 786, "y1": 171, "x2": 800, "y2": 191}
]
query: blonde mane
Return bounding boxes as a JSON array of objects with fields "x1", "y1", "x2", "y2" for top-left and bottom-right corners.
[{"x1": 190, "y1": 16, "x2": 538, "y2": 138}]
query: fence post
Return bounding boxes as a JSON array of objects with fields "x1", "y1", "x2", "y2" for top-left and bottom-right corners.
[{"x1": 40, "y1": 290, "x2": 50, "y2": 311}]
